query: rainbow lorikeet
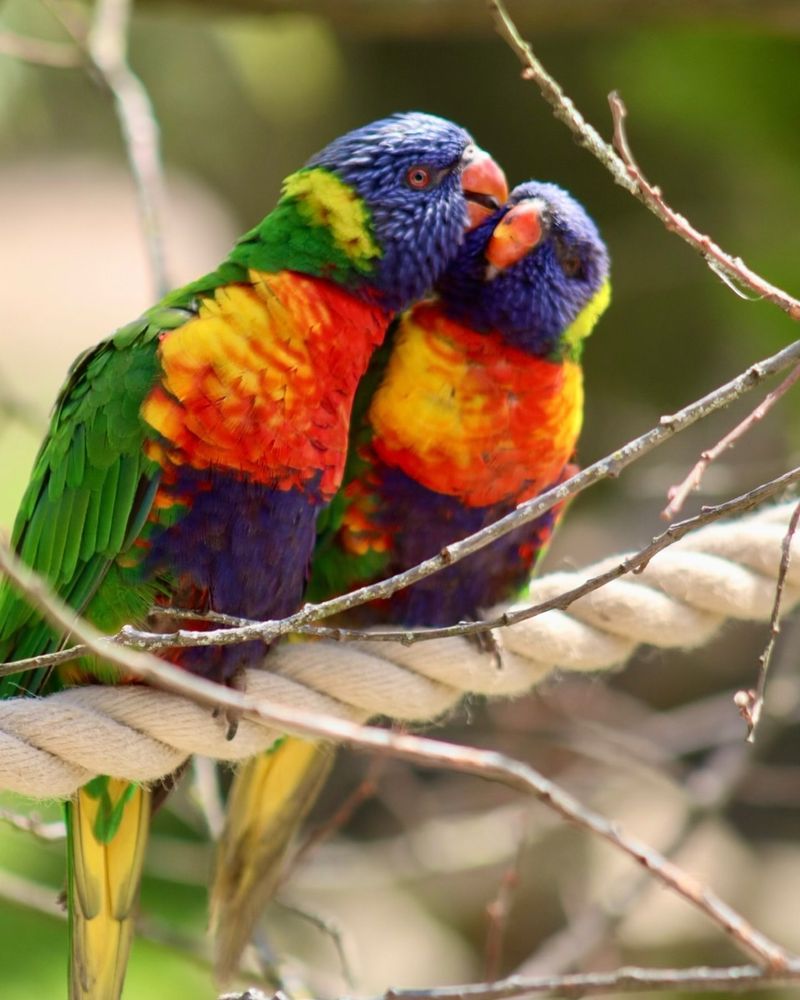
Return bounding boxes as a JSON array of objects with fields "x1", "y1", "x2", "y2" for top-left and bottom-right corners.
[
  {"x1": 211, "y1": 180, "x2": 611, "y2": 978},
  {"x1": 0, "y1": 112, "x2": 507, "y2": 1000}
]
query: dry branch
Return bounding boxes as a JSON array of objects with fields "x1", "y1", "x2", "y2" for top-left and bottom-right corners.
[
  {"x1": 0, "y1": 31, "x2": 81, "y2": 66},
  {"x1": 3, "y1": 462, "x2": 797, "y2": 681},
  {"x1": 41, "y1": 0, "x2": 170, "y2": 295},
  {"x1": 663, "y1": 365, "x2": 800, "y2": 519},
  {"x1": 489, "y1": 0, "x2": 800, "y2": 321},
  {"x1": 0, "y1": 537, "x2": 795, "y2": 968},
  {"x1": 738, "y1": 498, "x2": 800, "y2": 741},
  {"x1": 382, "y1": 962, "x2": 800, "y2": 1000},
  {"x1": 4, "y1": 3, "x2": 800, "y2": 996}
]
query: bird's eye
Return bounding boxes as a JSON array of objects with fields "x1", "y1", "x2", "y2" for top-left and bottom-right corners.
[
  {"x1": 560, "y1": 254, "x2": 584, "y2": 279},
  {"x1": 406, "y1": 166, "x2": 432, "y2": 190}
]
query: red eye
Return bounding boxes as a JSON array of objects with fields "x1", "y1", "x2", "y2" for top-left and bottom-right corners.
[
  {"x1": 406, "y1": 166, "x2": 432, "y2": 189},
  {"x1": 560, "y1": 255, "x2": 584, "y2": 279}
]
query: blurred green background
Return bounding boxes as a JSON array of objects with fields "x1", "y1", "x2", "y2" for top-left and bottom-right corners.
[{"x1": 1, "y1": 2, "x2": 799, "y2": 997}]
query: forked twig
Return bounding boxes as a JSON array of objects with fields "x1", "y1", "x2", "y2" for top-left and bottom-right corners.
[
  {"x1": 489, "y1": 0, "x2": 800, "y2": 523},
  {"x1": 488, "y1": 0, "x2": 800, "y2": 322},
  {"x1": 382, "y1": 961, "x2": 800, "y2": 1000},
  {"x1": 2, "y1": 462, "x2": 797, "y2": 679},
  {"x1": 0, "y1": 538, "x2": 793, "y2": 969},
  {"x1": 663, "y1": 364, "x2": 800, "y2": 519},
  {"x1": 736, "y1": 498, "x2": 800, "y2": 742},
  {"x1": 42, "y1": 0, "x2": 169, "y2": 295}
]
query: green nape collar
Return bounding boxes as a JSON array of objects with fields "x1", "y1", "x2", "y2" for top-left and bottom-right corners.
[{"x1": 230, "y1": 167, "x2": 383, "y2": 286}]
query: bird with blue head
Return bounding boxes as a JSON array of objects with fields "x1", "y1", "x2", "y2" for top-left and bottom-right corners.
[
  {"x1": 212, "y1": 179, "x2": 610, "y2": 981},
  {"x1": 311, "y1": 178, "x2": 612, "y2": 622},
  {"x1": 0, "y1": 110, "x2": 506, "y2": 1000}
]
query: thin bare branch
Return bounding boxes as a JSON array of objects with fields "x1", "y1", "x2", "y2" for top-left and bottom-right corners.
[
  {"x1": 484, "y1": 826, "x2": 527, "y2": 981},
  {"x1": 0, "y1": 538, "x2": 793, "y2": 969},
  {"x1": 737, "y1": 498, "x2": 800, "y2": 742},
  {"x1": 275, "y1": 900, "x2": 357, "y2": 991},
  {"x1": 0, "y1": 807, "x2": 66, "y2": 841},
  {"x1": 605, "y1": 89, "x2": 800, "y2": 315},
  {"x1": 289, "y1": 755, "x2": 385, "y2": 878},
  {"x1": 0, "y1": 31, "x2": 81, "y2": 67},
  {"x1": 0, "y1": 463, "x2": 796, "y2": 682},
  {"x1": 519, "y1": 623, "x2": 800, "y2": 979},
  {"x1": 517, "y1": 742, "x2": 750, "y2": 977},
  {"x1": 45, "y1": 0, "x2": 169, "y2": 295},
  {"x1": 0, "y1": 645, "x2": 89, "y2": 679},
  {"x1": 3, "y1": 460, "x2": 795, "y2": 682},
  {"x1": 488, "y1": 0, "x2": 800, "y2": 321},
  {"x1": 664, "y1": 363, "x2": 800, "y2": 519},
  {"x1": 89, "y1": 0, "x2": 169, "y2": 294},
  {"x1": 383, "y1": 961, "x2": 800, "y2": 1000}
]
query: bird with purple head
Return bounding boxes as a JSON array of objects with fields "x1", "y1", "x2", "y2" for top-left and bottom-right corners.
[
  {"x1": 0, "y1": 111, "x2": 507, "y2": 999},
  {"x1": 212, "y1": 179, "x2": 610, "y2": 981}
]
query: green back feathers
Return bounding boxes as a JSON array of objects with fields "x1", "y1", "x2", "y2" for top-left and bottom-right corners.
[
  {"x1": 106, "y1": 168, "x2": 383, "y2": 361},
  {"x1": 239, "y1": 168, "x2": 381, "y2": 280},
  {"x1": 226, "y1": 168, "x2": 382, "y2": 291},
  {"x1": 0, "y1": 327, "x2": 168, "y2": 692},
  {"x1": 0, "y1": 165, "x2": 382, "y2": 686}
]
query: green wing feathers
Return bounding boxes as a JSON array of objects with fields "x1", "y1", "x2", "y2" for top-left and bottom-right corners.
[{"x1": 0, "y1": 329, "x2": 163, "y2": 685}]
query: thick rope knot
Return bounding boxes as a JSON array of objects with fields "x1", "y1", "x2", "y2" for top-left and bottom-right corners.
[{"x1": 1, "y1": 502, "x2": 797, "y2": 800}]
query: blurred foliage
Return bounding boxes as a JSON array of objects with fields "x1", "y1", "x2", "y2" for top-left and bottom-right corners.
[{"x1": 0, "y1": 1, "x2": 799, "y2": 997}]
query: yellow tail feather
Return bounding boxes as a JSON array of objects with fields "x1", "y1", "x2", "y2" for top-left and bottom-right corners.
[
  {"x1": 210, "y1": 738, "x2": 334, "y2": 985},
  {"x1": 68, "y1": 781, "x2": 151, "y2": 1000}
]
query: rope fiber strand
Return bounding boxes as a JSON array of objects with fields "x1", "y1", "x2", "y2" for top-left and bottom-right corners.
[{"x1": 0, "y1": 501, "x2": 796, "y2": 800}]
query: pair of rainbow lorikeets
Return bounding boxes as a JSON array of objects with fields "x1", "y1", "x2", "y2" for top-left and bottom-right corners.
[{"x1": 0, "y1": 111, "x2": 610, "y2": 997}]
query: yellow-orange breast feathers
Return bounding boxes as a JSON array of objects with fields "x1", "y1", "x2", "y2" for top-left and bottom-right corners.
[
  {"x1": 142, "y1": 271, "x2": 387, "y2": 498},
  {"x1": 369, "y1": 303, "x2": 583, "y2": 507}
]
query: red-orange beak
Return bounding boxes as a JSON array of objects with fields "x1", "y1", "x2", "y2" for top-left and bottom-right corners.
[
  {"x1": 484, "y1": 199, "x2": 544, "y2": 274},
  {"x1": 460, "y1": 148, "x2": 508, "y2": 229}
]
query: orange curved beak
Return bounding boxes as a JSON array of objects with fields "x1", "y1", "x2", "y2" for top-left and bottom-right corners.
[
  {"x1": 484, "y1": 200, "x2": 544, "y2": 273},
  {"x1": 461, "y1": 148, "x2": 508, "y2": 229}
]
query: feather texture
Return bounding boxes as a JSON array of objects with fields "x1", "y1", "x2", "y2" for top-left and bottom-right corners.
[
  {"x1": 211, "y1": 740, "x2": 334, "y2": 983},
  {"x1": 214, "y1": 182, "x2": 612, "y2": 973},
  {"x1": 0, "y1": 112, "x2": 493, "y2": 998},
  {"x1": 67, "y1": 781, "x2": 150, "y2": 1000}
]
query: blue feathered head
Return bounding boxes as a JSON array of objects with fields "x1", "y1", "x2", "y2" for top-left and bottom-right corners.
[
  {"x1": 436, "y1": 180, "x2": 611, "y2": 359},
  {"x1": 305, "y1": 112, "x2": 507, "y2": 311}
]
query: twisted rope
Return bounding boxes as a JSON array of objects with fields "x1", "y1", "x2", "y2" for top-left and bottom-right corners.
[{"x1": 1, "y1": 502, "x2": 796, "y2": 800}]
